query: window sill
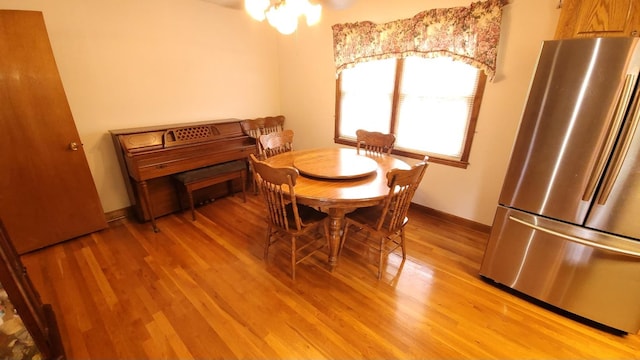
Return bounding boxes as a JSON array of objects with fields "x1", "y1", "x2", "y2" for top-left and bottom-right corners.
[{"x1": 334, "y1": 138, "x2": 469, "y2": 169}]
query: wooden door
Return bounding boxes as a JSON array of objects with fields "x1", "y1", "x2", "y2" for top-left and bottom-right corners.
[{"x1": 0, "y1": 10, "x2": 107, "y2": 254}]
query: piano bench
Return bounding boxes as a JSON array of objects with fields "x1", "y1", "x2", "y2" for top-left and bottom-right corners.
[{"x1": 173, "y1": 160, "x2": 247, "y2": 221}]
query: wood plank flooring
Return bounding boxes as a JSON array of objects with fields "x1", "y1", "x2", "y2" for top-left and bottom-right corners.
[{"x1": 21, "y1": 194, "x2": 640, "y2": 359}]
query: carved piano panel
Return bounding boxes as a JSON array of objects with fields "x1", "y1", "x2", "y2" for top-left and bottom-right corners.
[{"x1": 110, "y1": 119, "x2": 256, "y2": 229}]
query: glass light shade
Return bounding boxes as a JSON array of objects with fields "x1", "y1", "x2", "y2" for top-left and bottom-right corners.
[
  {"x1": 245, "y1": 0, "x2": 269, "y2": 21},
  {"x1": 246, "y1": 0, "x2": 322, "y2": 34},
  {"x1": 305, "y1": 3, "x2": 322, "y2": 26},
  {"x1": 266, "y1": 3, "x2": 298, "y2": 35}
]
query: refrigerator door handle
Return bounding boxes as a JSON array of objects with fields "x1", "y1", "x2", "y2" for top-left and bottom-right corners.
[
  {"x1": 582, "y1": 74, "x2": 637, "y2": 201},
  {"x1": 596, "y1": 80, "x2": 640, "y2": 205},
  {"x1": 509, "y1": 215, "x2": 640, "y2": 258}
]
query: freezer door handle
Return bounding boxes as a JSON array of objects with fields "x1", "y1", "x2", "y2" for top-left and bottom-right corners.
[
  {"x1": 509, "y1": 215, "x2": 640, "y2": 258},
  {"x1": 596, "y1": 79, "x2": 640, "y2": 205},
  {"x1": 582, "y1": 74, "x2": 637, "y2": 201}
]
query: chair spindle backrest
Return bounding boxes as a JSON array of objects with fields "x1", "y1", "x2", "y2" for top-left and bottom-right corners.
[
  {"x1": 375, "y1": 157, "x2": 429, "y2": 232},
  {"x1": 240, "y1": 115, "x2": 285, "y2": 158},
  {"x1": 261, "y1": 116, "x2": 285, "y2": 134},
  {"x1": 259, "y1": 129, "x2": 294, "y2": 158},
  {"x1": 250, "y1": 154, "x2": 302, "y2": 231},
  {"x1": 356, "y1": 129, "x2": 396, "y2": 155}
]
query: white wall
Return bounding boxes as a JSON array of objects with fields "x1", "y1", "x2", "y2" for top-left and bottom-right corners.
[
  {"x1": 278, "y1": 0, "x2": 561, "y2": 225},
  {"x1": 0, "y1": 0, "x2": 282, "y2": 213},
  {"x1": 1, "y1": 0, "x2": 561, "y2": 226}
]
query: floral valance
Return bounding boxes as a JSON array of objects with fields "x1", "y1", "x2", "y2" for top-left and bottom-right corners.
[{"x1": 331, "y1": 0, "x2": 508, "y2": 80}]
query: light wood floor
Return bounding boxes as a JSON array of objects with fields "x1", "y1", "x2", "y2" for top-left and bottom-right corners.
[{"x1": 21, "y1": 194, "x2": 640, "y2": 359}]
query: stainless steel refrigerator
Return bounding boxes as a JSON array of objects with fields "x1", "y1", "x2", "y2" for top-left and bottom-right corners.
[{"x1": 480, "y1": 37, "x2": 640, "y2": 334}]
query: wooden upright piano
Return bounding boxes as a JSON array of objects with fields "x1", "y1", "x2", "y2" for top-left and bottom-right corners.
[{"x1": 110, "y1": 119, "x2": 256, "y2": 231}]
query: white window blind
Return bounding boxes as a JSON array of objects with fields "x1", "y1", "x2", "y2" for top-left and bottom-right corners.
[
  {"x1": 339, "y1": 58, "x2": 396, "y2": 138},
  {"x1": 396, "y1": 57, "x2": 481, "y2": 159},
  {"x1": 337, "y1": 56, "x2": 483, "y2": 165}
]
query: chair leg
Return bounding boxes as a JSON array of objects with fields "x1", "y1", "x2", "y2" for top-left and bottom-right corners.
[
  {"x1": 291, "y1": 235, "x2": 297, "y2": 280},
  {"x1": 252, "y1": 171, "x2": 258, "y2": 194},
  {"x1": 377, "y1": 236, "x2": 385, "y2": 280},
  {"x1": 400, "y1": 230, "x2": 407, "y2": 259},
  {"x1": 249, "y1": 163, "x2": 258, "y2": 195},
  {"x1": 324, "y1": 221, "x2": 331, "y2": 251},
  {"x1": 339, "y1": 223, "x2": 350, "y2": 256},
  {"x1": 264, "y1": 225, "x2": 272, "y2": 260}
]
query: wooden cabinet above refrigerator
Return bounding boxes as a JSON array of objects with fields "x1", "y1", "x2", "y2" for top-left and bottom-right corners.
[{"x1": 554, "y1": 0, "x2": 640, "y2": 39}]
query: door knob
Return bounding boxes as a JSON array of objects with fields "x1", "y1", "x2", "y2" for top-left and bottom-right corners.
[{"x1": 69, "y1": 142, "x2": 79, "y2": 151}]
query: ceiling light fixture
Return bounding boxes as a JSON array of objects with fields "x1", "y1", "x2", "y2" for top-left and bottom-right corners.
[{"x1": 245, "y1": 0, "x2": 322, "y2": 35}]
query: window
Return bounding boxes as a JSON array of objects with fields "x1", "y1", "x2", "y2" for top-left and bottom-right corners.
[{"x1": 335, "y1": 56, "x2": 487, "y2": 168}]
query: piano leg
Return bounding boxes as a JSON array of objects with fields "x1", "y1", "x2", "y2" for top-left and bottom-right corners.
[{"x1": 140, "y1": 180, "x2": 159, "y2": 232}]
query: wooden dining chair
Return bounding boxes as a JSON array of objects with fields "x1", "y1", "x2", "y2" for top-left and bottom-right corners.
[
  {"x1": 249, "y1": 154, "x2": 329, "y2": 280},
  {"x1": 339, "y1": 156, "x2": 429, "y2": 279},
  {"x1": 261, "y1": 115, "x2": 285, "y2": 135},
  {"x1": 259, "y1": 129, "x2": 294, "y2": 158},
  {"x1": 356, "y1": 129, "x2": 396, "y2": 155},
  {"x1": 240, "y1": 115, "x2": 285, "y2": 158},
  {"x1": 240, "y1": 116, "x2": 285, "y2": 193}
]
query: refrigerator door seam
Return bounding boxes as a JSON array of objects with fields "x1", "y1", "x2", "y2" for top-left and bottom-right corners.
[
  {"x1": 582, "y1": 73, "x2": 637, "y2": 201},
  {"x1": 596, "y1": 80, "x2": 640, "y2": 205},
  {"x1": 508, "y1": 215, "x2": 640, "y2": 258}
]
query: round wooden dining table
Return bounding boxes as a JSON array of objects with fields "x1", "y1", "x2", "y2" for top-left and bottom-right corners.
[{"x1": 263, "y1": 147, "x2": 410, "y2": 270}]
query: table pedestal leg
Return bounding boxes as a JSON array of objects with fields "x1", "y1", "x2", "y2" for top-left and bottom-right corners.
[{"x1": 326, "y1": 208, "x2": 347, "y2": 271}]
